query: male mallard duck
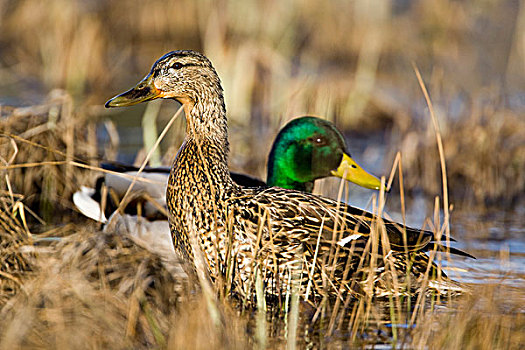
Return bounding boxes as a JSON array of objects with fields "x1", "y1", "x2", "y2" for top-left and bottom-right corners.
[
  {"x1": 106, "y1": 50, "x2": 472, "y2": 301},
  {"x1": 73, "y1": 116, "x2": 380, "y2": 222}
]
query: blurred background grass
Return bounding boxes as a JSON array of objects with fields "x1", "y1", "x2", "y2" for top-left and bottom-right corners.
[{"x1": 0, "y1": 0, "x2": 524, "y2": 207}]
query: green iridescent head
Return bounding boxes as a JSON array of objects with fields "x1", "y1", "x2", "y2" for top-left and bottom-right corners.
[{"x1": 267, "y1": 116, "x2": 381, "y2": 193}]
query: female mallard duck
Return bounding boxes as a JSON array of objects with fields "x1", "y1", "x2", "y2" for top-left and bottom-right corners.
[
  {"x1": 106, "y1": 50, "x2": 472, "y2": 300},
  {"x1": 73, "y1": 116, "x2": 380, "y2": 222}
]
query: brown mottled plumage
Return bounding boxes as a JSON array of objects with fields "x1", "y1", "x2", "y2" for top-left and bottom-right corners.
[{"x1": 105, "y1": 50, "x2": 473, "y2": 302}]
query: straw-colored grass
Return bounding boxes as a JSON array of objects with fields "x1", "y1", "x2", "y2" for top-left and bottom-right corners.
[
  {"x1": 412, "y1": 284, "x2": 525, "y2": 349},
  {"x1": 0, "y1": 225, "x2": 252, "y2": 349},
  {"x1": 0, "y1": 195, "x2": 33, "y2": 306},
  {"x1": 0, "y1": 91, "x2": 107, "y2": 224},
  {"x1": 394, "y1": 101, "x2": 525, "y2": 206}
]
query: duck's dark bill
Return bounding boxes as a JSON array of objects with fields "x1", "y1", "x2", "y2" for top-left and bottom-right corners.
[
  {"x1": 105, "y1": 74, "x2": 162, "y2": 108},
  {"x1": 331, "y1": 153, "x2": 383, "y2": 190}
]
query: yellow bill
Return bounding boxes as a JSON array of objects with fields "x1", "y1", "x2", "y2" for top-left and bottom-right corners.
[{"x1": 331, "y1": 153, "x2": 382, "y2": 190}]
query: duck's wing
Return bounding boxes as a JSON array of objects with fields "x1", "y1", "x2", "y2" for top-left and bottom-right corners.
[{"x1": 241, "y1": 187, "x2": 473, "y2": 259}]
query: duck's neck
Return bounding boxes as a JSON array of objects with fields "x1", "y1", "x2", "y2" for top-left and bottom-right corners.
[
  {"x1": 266, "y1": 141, "x2": 314, "y2": 193},
  {"x1": 266, "y1": 164, "x2": 313, "y2": 193},
  {"x1": 183, "y1": 93, "x2": 231, "y2": 185},
  {"x1": 185, "y1": 93, "x2": 228, "y2": 143}
]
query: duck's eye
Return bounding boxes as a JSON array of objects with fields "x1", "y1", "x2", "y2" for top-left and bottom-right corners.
[
  {"x1": 172, "y1": 62, "x2": 183, "y2": 69},
  {"x1": 312, "y1": 136, "x2": 327, "y2": 146}
]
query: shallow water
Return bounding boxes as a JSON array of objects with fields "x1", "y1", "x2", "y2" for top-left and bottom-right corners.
[{"x1": 450, "y1": 210, "x2": 525, "y2": 291}]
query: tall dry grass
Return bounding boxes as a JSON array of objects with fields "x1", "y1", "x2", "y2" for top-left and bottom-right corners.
[
  {"x1": 412, "y1": 284, "x2": 524, "y2": 349},
  {"x1": 0, "y1": 226, "x2": 251, "y2": 349},
  {"x1": 0, "y1": 91, "x2": 100, "y2": 222},
  {"x1": 0, "y1": 195, "x2": 33, "y2": 305},
  {"x1": 393, "y1": 95, "x2": 525, "y2": 207}
]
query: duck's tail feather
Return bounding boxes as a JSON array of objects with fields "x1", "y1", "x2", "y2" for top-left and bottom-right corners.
[
  {"x1": 434, "y1": 244, "x2": 476, "y2": 259},
  {"x1": 72, "y1": 186, "x2": 107, "y2": 223}
]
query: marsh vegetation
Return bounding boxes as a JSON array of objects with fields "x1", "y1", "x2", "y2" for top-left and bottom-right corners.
[{"x1": 0, "y1": 0, "x2": 524, "y2": 348}]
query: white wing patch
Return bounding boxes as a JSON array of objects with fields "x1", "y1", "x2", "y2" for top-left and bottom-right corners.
[{"x1": 337, "y1": 233, "x2": 362, "y2": 247}]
